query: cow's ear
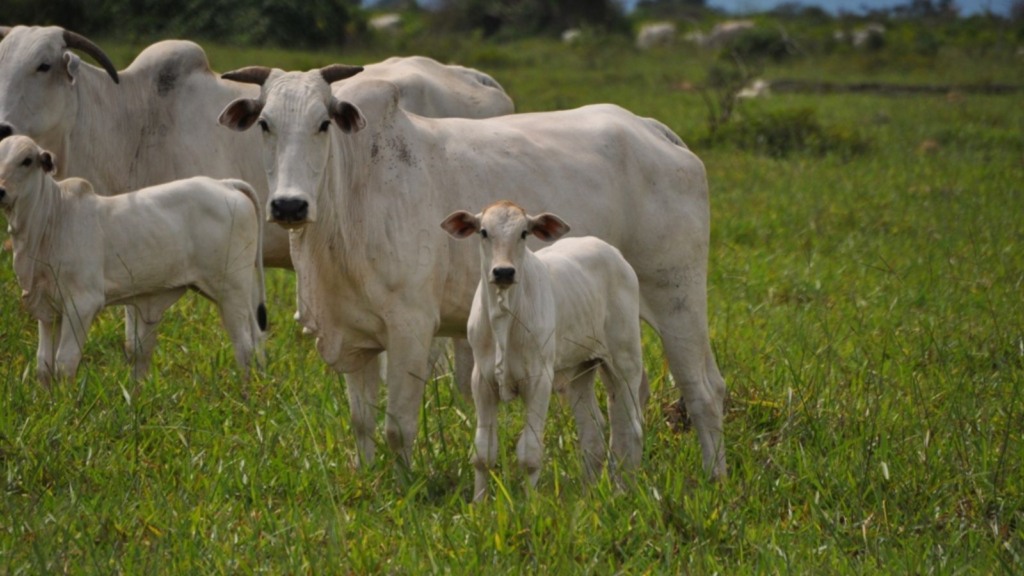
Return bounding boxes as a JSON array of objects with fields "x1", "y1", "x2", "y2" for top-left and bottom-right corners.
[
  {"x1": 62, "y1": 51, "x2": 81, "y2": 85},
  {"x1": 529, "y1": 213, "x2": 570, "y2": 242},
  {"x1": 441, "y1": 211, "x2": 480, "y2": 239},
  {"x1": 330, "y1": 100, "x2": 366, "y2": 134},
  {"x1": 219, "y1": 99, "x2": 264, "y2": 132},
  {"x1": 40, "y1": 150, "x2": 56, "y2": 174}
]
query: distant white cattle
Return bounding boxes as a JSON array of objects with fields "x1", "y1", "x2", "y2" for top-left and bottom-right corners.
[
  {"x1": 369, "y1": 13, "x2": 403, "y2": 34},
  {"x1": 218, "y1": 65, "x2": 727, "y2": 480},
  {"x1": 636, "y1": 22, "x2": 676, "y2": 50},
  {"x1": 442, "y1": 201, "x2": 646, "y2": 501},
  {"x1": 0, "y1": 136, "x2": 266, "y2": 384},
  {"x1": 701, "y1": 19, "x2": 756, "y2": 49}
]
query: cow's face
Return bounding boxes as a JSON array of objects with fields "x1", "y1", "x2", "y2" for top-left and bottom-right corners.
[
  {"x1": 0, "y1": 135, "x2": 56, "y2": 211},
  {"x1": 441, "y1": 201, "x2": 570, "y2": 289},
  {"x1": 0, "y1": 26, "x2": 118, "y2": 151},
  {"x1": 219, "y1": 66, "x2": 363, "y2": 229}
]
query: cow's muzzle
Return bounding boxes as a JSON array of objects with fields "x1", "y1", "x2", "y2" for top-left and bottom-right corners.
[
  {"x1": 270, "y1": 197, "x2": 309, "y2": 226},
  {"x1": 491, "y1": 267, "x2": 516, "y2": 287}
]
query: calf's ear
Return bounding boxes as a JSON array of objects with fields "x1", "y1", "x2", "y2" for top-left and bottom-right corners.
[
  {"x1": 40, "y1": 150, "x2": 56, "y2": 174},
  {"x1": 219, "y1": 99, "x2": 264, "y2": 132},
  {"x1": 529, "y1": 213, "x2": 570, "y2": 242},
  {"x1": 330, "y1": 100, "x2": 366, "y2": 134},
  {"x1": 441, "y1": 211, "x2": 481, "y2": 239}
]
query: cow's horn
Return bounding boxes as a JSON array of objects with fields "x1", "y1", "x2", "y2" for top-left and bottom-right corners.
[
  {"x1": 320, "y1": 64, "x2": 364, "y2": 85},
  {"x1": 62, "y1": 30, "x2": 119, "y2": 84},
  {"x1": 222, "y1": 66, "x2": 273, "y2": 86}
]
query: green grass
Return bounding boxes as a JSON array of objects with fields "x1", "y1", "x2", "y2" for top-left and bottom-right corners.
[{"x1": 1, "y1": 35, "x2": 1022, "y2": 573}]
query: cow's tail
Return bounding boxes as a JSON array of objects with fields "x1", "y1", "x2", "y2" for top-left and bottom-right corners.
[{"x1": 226, "y1": 178, "x2": 268, "y2": 332}]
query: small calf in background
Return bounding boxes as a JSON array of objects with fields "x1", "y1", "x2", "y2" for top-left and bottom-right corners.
[
  {"x1": 442, "y1": 201, "x2": 647, "y2": 502},
  {"x1": 0, "y1": 135, "x2": 266, "y2": 384}
]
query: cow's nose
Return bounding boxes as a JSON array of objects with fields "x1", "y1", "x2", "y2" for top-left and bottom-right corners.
[
  {"x1": 492, "y1": 267, "x2": 515, "y2": 286},
  {"x1": 0, "y1": 124, "x2": 12, "y2": 141},
  {"x1": 270, "y1": 197, "x2": 308, "y2": 223}
]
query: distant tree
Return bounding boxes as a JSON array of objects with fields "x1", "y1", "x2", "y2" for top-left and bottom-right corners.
[
  {"x1": 634, "y1": 0, "x2": 706, "y2": 20},
  {"x1": 431, "y1": 0, "x2": 628, "y2": 38},
  {"x1": 0, "y1": 0, "x2": 111, "y2": 36},
  {"x1": 892, "y1": 0, "x2": 960, "y2": 20},
  {"x1": 2, "y1": 0, "x2": 361, "y2": 48}
]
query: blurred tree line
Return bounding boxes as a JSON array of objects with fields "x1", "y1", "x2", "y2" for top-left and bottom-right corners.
[
  {"x1": 2, "y1": 0, "x2": 1019, "y2": 48},
  {"x1": 0, "y1": 0, "x2": 362, "y2": 48},
  {"x1": 0, "y1": 0, "x2": 639, "y2": 46}
]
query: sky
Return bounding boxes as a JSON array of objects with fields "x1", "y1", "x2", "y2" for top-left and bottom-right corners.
[{"x1": 624, "y1": 0, "x2": 1014, "y2": 16}]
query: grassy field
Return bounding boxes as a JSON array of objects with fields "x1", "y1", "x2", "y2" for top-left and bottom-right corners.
[{"x1": 1, "y1": 33, "x2": 1022, "y2": 573}]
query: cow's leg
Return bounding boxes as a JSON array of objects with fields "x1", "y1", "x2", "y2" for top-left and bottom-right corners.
[
  {"x1": 345, "y1": 356, "x2": 383, "y2": 467},
  {"x1": 642, "y1": 284, "x2": 727, "y2": 480},
  {"x1": 564, "y1": 365, "x2": 605, "y2": 483},
  {"x1": 216, "y1": 288, "x2": 259, "y2": 380},
  {"x1": 123, "y1": 307, "x2": 139, "y2": 359},
  {"x1": 602, "y1": 352, "x2": 645, "y2": 475},
  {"x1": 517, "y1": 366, "x2": 553, "y2": 489},
  {"x1": 471, "y1": 364, "x2": 499, "y2": 502},
  {"x1": 453, "y1": 338, "x2": 475, "y2": 401},
  {"x1": 36, "y1": 319, "x2": 58, "y2": 386},
  {"x1": 382, "y1": 325, "x2": 434, "y2": 468},
  {"x1": 53, "y1": 298, "x2": 101, "y2": 383},
  {"x1": 130, "y1": 289, "x2": 186, "y2": 380}
]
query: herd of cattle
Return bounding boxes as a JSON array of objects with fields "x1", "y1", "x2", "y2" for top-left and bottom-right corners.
[{"x1": 0, "y1": 25, "x2": 727, "y2": 496}]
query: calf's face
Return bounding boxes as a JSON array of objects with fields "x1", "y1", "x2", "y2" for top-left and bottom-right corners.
[
  {"x1": 0, "y1": 135, "x2": 55, "y2": 210},
  {"x1": 441, "y1": 200, "x2": 571, "y2": 289}
]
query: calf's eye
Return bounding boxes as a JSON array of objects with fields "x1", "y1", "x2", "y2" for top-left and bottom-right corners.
[
  {"x1": 21, "y1": 157, "x2": 32, "y2": 167},
  {"x1": 258, "y1": 119, "x2": 270, "y2": 133},
  {"x1": 37, "y1": 63, "x2": 51, "y2": 72},
  {"x1": 521, "y1": 230, "x2": 528, "y2": 240},
  {"x1": 319, "y1": 120, "x2": 331, "y2": 133},
  {"x1": 480, "y1": 229, "x2": 488, "y2": 239}
]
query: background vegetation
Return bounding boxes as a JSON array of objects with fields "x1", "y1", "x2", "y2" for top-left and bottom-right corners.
[{"x1": 1, "y1": 2, "x2": 1022, "y2": 573}]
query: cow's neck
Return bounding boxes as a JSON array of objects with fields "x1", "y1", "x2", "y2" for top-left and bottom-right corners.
[
  {"x1": 485, "y1": 282, "x2": 518, "y2": 402},
  {"x1": 9, "y1": 178, "x2": 63, "y2": 312},
  {"x1": 63, "y1": 69, "x2": 140, "y2": 194}
]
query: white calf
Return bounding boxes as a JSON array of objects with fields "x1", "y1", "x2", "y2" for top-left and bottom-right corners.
[
  {"x1": 442, "y1": 201, "x2": 646, "y2": 501},
  {"x1": 0, "y1": 135, "x2": 266, "y2": 384}
]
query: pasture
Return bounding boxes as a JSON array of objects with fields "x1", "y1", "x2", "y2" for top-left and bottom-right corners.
[{"x1": 1, "y1": 33, "x2": 1021, "y2": 573}]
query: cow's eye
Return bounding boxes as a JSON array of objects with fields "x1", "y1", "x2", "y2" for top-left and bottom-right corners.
[
  {"x1": 21, "y1": 157, "x2": 32, "y2": 167},
  {"x1": 318, "y1": 120, "x2": 331, "y2": 133},
  {"x1": 521, "y1": 230, "x2": 528, "y2": 240},
  {"x1": 37, "y1": 63, "x2": 51, "y2": 73},
  {"x1": 258, "y1": 119, "x2": 269, "y2": 133},
  {"x1": 480, "y1": 229, "x2": 488, "y2": 239}
]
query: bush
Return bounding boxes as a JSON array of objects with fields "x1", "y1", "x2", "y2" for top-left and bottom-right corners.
[
  {"x1": 719, "y1": 27, "x2": 797, "y2": 62},
  {"x1": 707, "y1": 107, "x2": 871, "y2": 158}
]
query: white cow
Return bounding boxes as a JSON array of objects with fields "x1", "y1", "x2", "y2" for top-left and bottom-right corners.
[
  {"x1": 442, "y1": 202, "x2": 646, "y2": 501},
  {"x1": 218, "y1": 67, "x2": 727, "y2": 480},
  {"x1": 636, "y1": 22, "x2": 677, "y2": 50},
  {"x1": 0, "y1": 135, "x2": 266, "y2": 384},
  {"x1": 0, "y1": 26, "x2": 511, "y2": 387}
]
